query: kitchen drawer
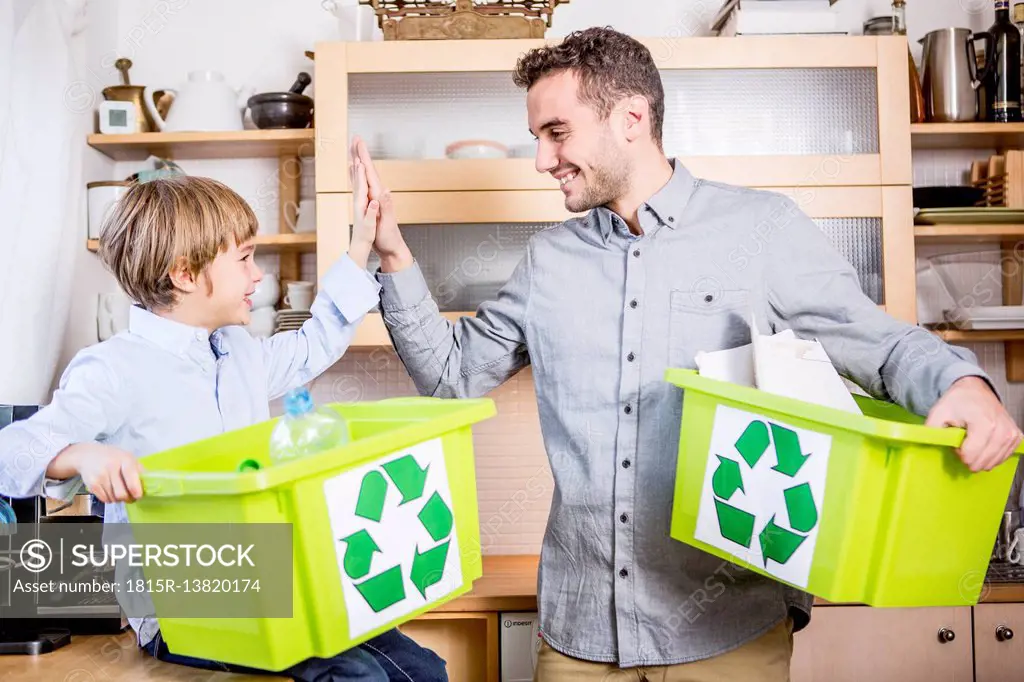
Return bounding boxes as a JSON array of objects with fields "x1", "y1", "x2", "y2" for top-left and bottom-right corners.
[
  {"x1": 791, "y1": 605, "x2": 973, "y2": 682},
  {"x1": 975, "y1": 602, "x2": 1024, "y2": 682}
]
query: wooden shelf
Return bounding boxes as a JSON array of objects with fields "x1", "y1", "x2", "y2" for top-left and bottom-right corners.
[
  {"x1": 86, "y1": 232, "x2": 316, "y2": 253},
  {"x1": 914, "y1": 224, "x2": 1024, "y2": 243},
  {"x1": 320, "y1": 155, "x2": 885, "y2": 194},
  {"x1": 353, "y1": 311, "x2": 469, "y2": 346},
  {"x1": 87, "y1": 129, "x2": 316, "y2": 161},
  {"x1": 932, "y1": 328, "x2": 1024, "y2": 342},
  {"x1": 911, "y1": 123, "x2": 1024, "y2": 150}
]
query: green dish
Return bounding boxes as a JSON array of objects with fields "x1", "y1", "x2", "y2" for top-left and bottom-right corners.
[{"x1": 915, "y1": 207, "x2": 1024, "y2": 225}]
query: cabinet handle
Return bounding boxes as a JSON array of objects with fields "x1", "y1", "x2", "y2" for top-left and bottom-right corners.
[
  {"x1": 997, "y1": 625, "x2": 1014, "y2": 642},
  {"x1": 938, "y1": 627, "x2": 956, "y2": 643}
]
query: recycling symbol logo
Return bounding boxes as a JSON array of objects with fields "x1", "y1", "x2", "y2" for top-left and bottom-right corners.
[
  {"x1": 330, "y1": 444, "x2": 457, "y2": 616},
  {"x1": 711, "y1": 419, "x2": 820, "y2": 567}
]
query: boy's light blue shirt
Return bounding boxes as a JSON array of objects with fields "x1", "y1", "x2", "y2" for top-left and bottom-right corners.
[{"x1": 0, "y1": 253, "x2": 381, "y2": 645}]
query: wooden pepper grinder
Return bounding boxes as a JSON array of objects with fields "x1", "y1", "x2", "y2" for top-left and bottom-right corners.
[{"x1": 892, "y1": 0, "x2": 926, "y2": 122}]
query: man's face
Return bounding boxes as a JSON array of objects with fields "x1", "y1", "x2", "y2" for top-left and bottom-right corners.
[{"x1": 527, "y1": 70, "x2": 632, "y2": 213}]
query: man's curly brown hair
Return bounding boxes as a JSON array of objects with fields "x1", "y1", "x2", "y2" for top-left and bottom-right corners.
[{"x1": 513, "y1": 27, "x2": 664, "y2": 150}]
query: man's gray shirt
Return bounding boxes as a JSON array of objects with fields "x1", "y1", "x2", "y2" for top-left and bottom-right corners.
[{"x1": 375, "y1": 160, "x2": 988, "y2": 667}]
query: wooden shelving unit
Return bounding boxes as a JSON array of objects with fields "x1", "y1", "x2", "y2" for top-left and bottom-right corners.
[
  {"x1": 87, "y1": 232, "x2": 316, "y2": 254},
  {"x1": 911, "y1": 123, "x2": 1024, "y2": 150},
  {"x1": 87, "y1": 129, "x2": 316, "y2": 162},
  {"x1": 910, "y1": 120, "x2": 1024, "y2": 378},
  {"x1": 85, "y1": 129, "x2": 314, "y2": 302}
]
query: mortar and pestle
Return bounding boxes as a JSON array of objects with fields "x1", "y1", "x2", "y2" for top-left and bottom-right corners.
[{"x1": 247, "y1": 72, "x2": 314, "y2": 129}]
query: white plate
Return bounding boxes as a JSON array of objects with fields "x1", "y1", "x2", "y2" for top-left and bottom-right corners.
[{"x1": 943, "y1": 306, "x2": 1024, "y2": 329}]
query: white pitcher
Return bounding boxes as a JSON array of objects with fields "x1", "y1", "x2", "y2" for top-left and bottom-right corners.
[{"x1": 145, "y1": 71, "x2": 253, "y2": 132}]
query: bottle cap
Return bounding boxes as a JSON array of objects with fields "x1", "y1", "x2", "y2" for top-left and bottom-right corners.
[{"x1": 283, "y1": 387, "x2": 314, "y2": 417}]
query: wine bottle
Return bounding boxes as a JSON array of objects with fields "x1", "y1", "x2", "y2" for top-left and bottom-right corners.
[{"x1": 987, "y1": 0, "x2": 1023, "y2": 122}]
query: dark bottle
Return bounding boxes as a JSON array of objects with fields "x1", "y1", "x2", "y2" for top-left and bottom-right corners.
[{"x1": 987, "y1": 0, "x2": 1023, "y2": 122}]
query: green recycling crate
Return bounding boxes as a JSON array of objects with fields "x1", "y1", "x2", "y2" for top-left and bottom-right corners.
[
  {"x1": 124, "y1": 396, "x2": 495, "y2": 671},
  {"x1": 665, "y1": 368, "x2": 1022, "y2": 607}
]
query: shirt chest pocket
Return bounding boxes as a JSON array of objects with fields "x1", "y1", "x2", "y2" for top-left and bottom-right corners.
[{"x1": 668, "y1": 288, "x2": 753, "y2": 368}]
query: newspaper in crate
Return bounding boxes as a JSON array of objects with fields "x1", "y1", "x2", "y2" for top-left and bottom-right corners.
[
  {"x1": 694, "y1": 404, "x2": 832, "y2": 588},
  {"x1": 323, "y1": 437, "x2": 462, "y2": 639}
]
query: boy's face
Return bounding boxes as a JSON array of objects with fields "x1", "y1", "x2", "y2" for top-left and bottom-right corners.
[{"x1": 198, "y1": 238, "x2": 263, "y2": 328}]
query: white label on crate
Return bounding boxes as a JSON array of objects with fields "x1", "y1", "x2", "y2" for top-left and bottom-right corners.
[
  {"x1": 693, "y1": 404, "x2": 832, "y2": 588},
  {"x1": 323, "y1": 437, "x2": 463, "y2": 639}
]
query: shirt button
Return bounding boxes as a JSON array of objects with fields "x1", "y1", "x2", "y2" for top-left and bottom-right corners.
[
  {"x1": 704, "y1": 294, "x2": 714, "y2": 303},
  {"x1": 619, "y1": 568, "x2": 629, "y2": 578},
  {"x1": 629, "y1": 299, "x2": 638, "y2": 309},
  {"x1": 624, "y1": 404, "x2": 632, "y2": 415},
  {"x1": 627, "y1": 352, "x2": 635, "y2": 362},
  {"x1": 622, "y1": 459, "x2": 631, "y2": 469},
  {"x1": 620, "y1": 513, "x2": 629, "y2": 523},
  {"x1": 633, "y1": 249, "x2": 640, "y2": 257},
  {"x1": 668, "y1": 216, "x2": 675, "y2": 223},
  {"x1": 195, "y1": 332, "x2": 204, "y2": 341}
]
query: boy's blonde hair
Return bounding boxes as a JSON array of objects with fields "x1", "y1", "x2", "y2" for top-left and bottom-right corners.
[{"x1": 98, "y1": 176, "x2": 258, "y2": 310}]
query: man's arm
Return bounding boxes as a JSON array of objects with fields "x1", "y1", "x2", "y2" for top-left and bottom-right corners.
[
  {"x1": 763, "y1": 195, "x2": 1022, "y2": 471},
  {"x1": 376, "y1": 249, "x2": 532, "y2": 399},
  {"x1": 351, "y1": 135, "x2": 530, "y2": 398}
]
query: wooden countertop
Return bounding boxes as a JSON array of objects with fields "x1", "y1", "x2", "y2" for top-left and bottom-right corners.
[{"x1": 4, "y1": 555, "x2": 1022, "y2": 680}]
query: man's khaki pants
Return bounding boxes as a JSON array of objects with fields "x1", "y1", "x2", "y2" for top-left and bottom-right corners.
[{"x1": 533, "y1": 619, "x2": 793, "y2": 682}]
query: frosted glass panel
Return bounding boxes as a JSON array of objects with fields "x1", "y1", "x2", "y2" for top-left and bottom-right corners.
[
  {"x1": 349, "y1": 68, "x2": 878, "y2": 159},
  {"x1": 814, "y1": 218, "x2": 884, "y2": 304},
  {"x1": 661, "y1": 69, "x2": 878, "y2": 156},
  {"x1": 364, "y1": 217, "x2": 882, "y2": 311}
]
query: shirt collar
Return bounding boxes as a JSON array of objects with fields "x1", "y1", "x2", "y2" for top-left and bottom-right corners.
[
  {"x1": 128, "y1": 305, "x2": 230, "y2": 358},
  {"x1": 591, "y1": 158, "x2": 697, "y2": 242}
]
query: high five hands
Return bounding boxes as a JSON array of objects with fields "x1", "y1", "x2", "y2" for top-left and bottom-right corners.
[{"x1": 349, "y1": 136, "x2": 414, "y2": 273}]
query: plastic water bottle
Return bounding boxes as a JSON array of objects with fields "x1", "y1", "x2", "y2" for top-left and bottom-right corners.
[{"x1": 268, "y1": 387, "x2": 349, "y2": 464}]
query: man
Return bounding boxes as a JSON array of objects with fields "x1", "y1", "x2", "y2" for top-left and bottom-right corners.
[{"x1": 352, "y1": 27, "x2": 1022, "y2": 681}]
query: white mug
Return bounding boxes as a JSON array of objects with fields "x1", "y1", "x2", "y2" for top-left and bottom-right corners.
[
  {"x1": 247, "y1": 307, "x2": 276, "y2": 338},
  {"x1": 1008, "y1": 528, "x2": 1024, "y2": 565},
  {"x1": 284, "y1": 281, "x2": 315, "y2": 311},
  {"x1": 97, "y1": 291, "x2": 132, "y2": 341}
]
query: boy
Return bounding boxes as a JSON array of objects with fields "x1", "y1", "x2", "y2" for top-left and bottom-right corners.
[{"x1": 0, "y1": 175, "x2": 447, "y2": 681}]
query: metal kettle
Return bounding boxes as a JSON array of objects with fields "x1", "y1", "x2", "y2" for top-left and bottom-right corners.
[{"x1": 919, "y1": 28, "x2": 995, "y2": 122}]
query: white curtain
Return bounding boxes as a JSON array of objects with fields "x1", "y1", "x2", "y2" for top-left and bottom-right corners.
[{"x1": 0, "y1": 0, "x2": 88, "y2": 405}]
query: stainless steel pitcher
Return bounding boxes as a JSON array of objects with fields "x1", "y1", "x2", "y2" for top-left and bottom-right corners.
[{"x1": 919, "y1": 28, "x2": 995, "y2": 122}]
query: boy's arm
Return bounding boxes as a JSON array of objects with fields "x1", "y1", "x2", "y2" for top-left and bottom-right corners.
[
  {"x1": 0, "y1": 352, "x2": 127, "y2": 499},
  {"x1": 261, "y1": 253, "x2": 381, "y2": 399}
]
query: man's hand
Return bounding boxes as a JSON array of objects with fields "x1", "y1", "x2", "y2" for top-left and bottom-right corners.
[
  {"x1": 46, "y1": 443, "x2": 144, "y2": 504},
  {"x1": 925, "y1": 376, "x2": 1023, "y2": 472},
  {"x1": 350, "y1": 136, "x2": 413, "y2": 273}
]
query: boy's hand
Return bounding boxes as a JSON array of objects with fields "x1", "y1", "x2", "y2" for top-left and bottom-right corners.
[
  {"x1": 47, "y1": 443, "x2": 144, "y2": 504},
  {"x1": 348, "y1": 148, "x2": 379, "y2": 270},
  {"x1": 351, "y1": 136, "x2": 414, "y2": 273}
]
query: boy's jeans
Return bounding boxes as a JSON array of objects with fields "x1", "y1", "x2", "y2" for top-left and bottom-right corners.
[{"x1": 142, "y1": 627, "x2": 448, "y2": 681}]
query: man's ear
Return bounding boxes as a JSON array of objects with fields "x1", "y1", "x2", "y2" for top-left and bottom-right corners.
[
  {"x1": 621, "y1": 94, "x2": 650, "y2": 143},
  {"x1": 168, "y1": 258, "x2": 199, "y2": 294}
]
